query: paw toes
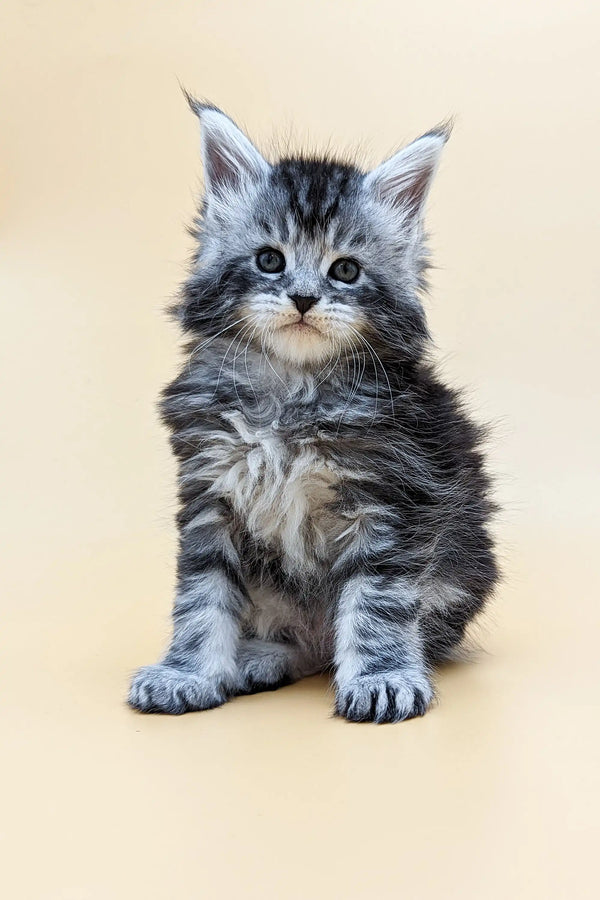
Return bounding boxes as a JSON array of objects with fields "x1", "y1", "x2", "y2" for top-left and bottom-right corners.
[
  {"x1": 411, "y1": 688, "x2": 429, "y2": 718},
  {"x1": 128, "y1": 665, "x2": 228, "y2": 715},
  {"x1": 336, "y1": 674, "x2": 433, "y2": 724}
]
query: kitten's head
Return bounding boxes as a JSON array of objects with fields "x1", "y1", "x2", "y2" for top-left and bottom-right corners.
[{"x1": 180, "y1": 98, "x2": 449, "y2": 368}]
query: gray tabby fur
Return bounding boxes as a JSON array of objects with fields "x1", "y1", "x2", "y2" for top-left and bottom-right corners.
[{"x1": 128, "y1": 99, "x2": 497, "y2": 723}]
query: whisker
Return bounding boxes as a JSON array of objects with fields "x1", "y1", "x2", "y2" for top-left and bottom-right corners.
[
  {"x1": 211, "y1": 323, "x2": 254, "y2": 401},
  {"x1": 241, "y1": 326, "x2": 260, "y2": 405},
  {"x1": 260, "y1": 325, "x2": 290, "y2": 394},
  {"x1": 347, "y1": 325, "x2": 396, "y2": 426},
  {"x1": 359, "y1": 334, "x2": 396, "y2": 424},
  {"x1": 313, "y1": 336, "x2": 343, "y2": 390},
  {"x1": 187, "y1": 313, "x2": 255, "y2": 373},
  {"x1": 336, "y1": 341, "x2": 367, "y2": 434}
]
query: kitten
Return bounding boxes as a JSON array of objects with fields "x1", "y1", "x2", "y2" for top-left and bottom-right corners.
[{"x1": 128, "y1": 98, "x2": 498, "y2": 723}]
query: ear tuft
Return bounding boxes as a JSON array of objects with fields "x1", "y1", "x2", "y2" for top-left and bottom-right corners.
[
  {"x1": 183, "y1": 90, "x2": 270, "y2": 198},
  {"x1": 366, "y1": 121, "x2": 452, "y2": 221},
  {"x1": 181, "y1": 87, "x2": 221, "y2": 120},
  {"x1": 423, "y1": 118, "x2": 454, "y2": 144}
]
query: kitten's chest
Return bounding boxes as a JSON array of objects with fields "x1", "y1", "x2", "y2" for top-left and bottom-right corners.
[{"x1": 200, "y1": 409, "x2": 345, "y2": 571}]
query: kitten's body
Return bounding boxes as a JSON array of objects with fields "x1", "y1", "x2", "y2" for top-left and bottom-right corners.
[{"x1": 128, "y1": 101, "x2": 497, "y2": 722}]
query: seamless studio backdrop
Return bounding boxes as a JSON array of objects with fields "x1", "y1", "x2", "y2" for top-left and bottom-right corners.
[{"x1": 1, "y1": 2, "x2": 598, "y2": 899}]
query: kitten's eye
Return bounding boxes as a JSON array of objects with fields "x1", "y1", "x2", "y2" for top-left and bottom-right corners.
[
  {"x1": 256, "y1": 248, "x2": 286, "y2": 274},
  {"x1": 328, "y1": 258, "x2": 360, "y2": 284}
]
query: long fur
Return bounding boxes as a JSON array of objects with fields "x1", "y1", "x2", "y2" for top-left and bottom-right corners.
[{"x1": 128, "y1": 102, "x2": 498, "y2": 723}]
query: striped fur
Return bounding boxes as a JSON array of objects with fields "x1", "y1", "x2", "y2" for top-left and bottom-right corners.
[{"x1": 128, "y1": 101, "x2": 498, "y2": 723}]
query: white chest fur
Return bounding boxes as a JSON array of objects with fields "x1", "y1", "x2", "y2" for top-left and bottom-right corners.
[{"x1": 197, "y1": 411, "x2": 344, "y2": 572}]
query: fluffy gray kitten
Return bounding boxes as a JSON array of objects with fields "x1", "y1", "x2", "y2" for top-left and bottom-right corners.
[{"x1": 128, "y1": 99, "x2": 497, "y2": 723}]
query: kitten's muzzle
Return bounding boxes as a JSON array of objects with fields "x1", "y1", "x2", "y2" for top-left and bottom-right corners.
[{"x1": 289, "y1": 294, "x2": 320, "y2": 315}]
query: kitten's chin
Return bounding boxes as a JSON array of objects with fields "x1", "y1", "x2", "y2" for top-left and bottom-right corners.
[{"x1": 268, "y1": 323, "x2": 334, "y2": 366}]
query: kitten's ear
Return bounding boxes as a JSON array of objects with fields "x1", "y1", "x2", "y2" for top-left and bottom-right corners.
[
  {"x1": 365, "y1": 123, "x2": 451, "y2": 221},
  {"x1": 185, "y1": 93, "x2": 270, "y2": 196}
]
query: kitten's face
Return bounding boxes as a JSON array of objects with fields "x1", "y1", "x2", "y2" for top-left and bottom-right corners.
[
  {"x1": 182, "y1": 104, "x2": 448, "y2": 368},
  {"x1": 203, "y1": 161, "x2": 401, "y2": 368},
  {"x1": 236, "y1": 175, "x2": 370, "y2": 367}
]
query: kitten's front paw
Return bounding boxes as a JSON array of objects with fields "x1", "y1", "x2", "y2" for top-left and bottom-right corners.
[
  {"x1": 128, "y1": 664, "x2": 230, "y2": 715},
  {"x1": 335, "y1": 671, "x2": 434, "y2": 723}
]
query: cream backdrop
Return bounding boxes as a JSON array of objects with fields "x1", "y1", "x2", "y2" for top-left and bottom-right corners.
[{"x1": 1, "y1": 2, "x2": 598, "y2": 898}]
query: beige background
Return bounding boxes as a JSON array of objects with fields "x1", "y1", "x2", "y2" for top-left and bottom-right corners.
[{"x1": 1, "y1": 1, "x2": 599, "y2": 898}]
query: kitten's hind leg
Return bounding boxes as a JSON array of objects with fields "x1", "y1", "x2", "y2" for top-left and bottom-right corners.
[
  {"x1": 235, "y1": 638, "x2": 318, "y2": 695},
  {"x1": 419, "y1": 580, "x2": 486, "y2": 663}
]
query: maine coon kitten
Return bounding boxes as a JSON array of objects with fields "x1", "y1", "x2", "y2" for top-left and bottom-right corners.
[{"x1": 128, "y1": 98, "x2": 498, "y2": 723}]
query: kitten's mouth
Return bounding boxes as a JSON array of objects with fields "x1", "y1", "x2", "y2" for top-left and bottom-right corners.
[
  {"x1": 282, "y1": 318, "x2": 322, "y2": 335},
  {"x1": 268, "y1": 316, "x2": 333, "y2": 364}
]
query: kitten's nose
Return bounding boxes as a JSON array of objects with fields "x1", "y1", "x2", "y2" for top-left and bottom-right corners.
[{"x1": 289, "y1": 294, "x2": 320, "y2": 315}]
